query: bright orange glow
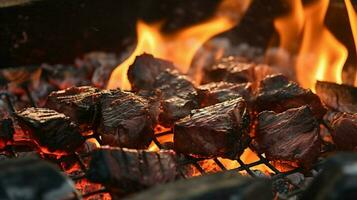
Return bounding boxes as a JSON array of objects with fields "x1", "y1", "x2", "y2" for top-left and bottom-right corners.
[
  {"x1": 274, "y1": 0, "x2": 304, "y2": 53},
  {"x1": 107, "y1": 0, "x2": 251, "y2": 90},
  {"x1": 297, "y1": 0, "x2": 347, "y2": 90},
  {"x1": 274, "y1": 0, "x2": 348, "y2": 91},
  {"x1": 240, "y1": 148, "x2": 273, "y2": 173},
  {"x1": 345, "y1": 0, "x2": 357, "y2": 86}
]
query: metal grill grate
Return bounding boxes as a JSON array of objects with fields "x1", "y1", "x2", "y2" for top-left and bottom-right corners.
[{"x1": 0, "y1": 90, "x2": 314, "y2": 200}]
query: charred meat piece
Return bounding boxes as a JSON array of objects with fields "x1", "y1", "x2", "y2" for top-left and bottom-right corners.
[
  {"x1": 126, "y1": 170, "x2": 272, "y2": 200},
  {"x1": 45, "y1": 86, "x2": 103, "y2": 130},
  {"x1": 0, "y1": 158, "x2": 80, "y2": 200},
  {"x1": 202, "y1": 56, "x2": 275, "y2": 86},
  {"x1": 0, "y1": 118, "x2": 14, "y2": 149},
  {"x1": 15, "y1": 107, "x2": 85, "y2": 154},
  {"x1": 128, "y1": 53, "x2": 175, "y2": 91},
  {"x1": 316, "y1": 81, "x2": 357, "y2": 113},
  {"x1": 174, "y1": 98, "x2": 250, "y2": 159},
  {"x1": 156, "y1": 70, "x2": 199, "y2": 126},
  {"x1": 87, "y1": 147, "x2": 177, "y2": 195},
  {"x1": 253, "y1": 106, "x2": 321, "y2": 169},
  {"x1": 97, "y1": 90, "x2": 154, "y2": 149},
  {"x1": 255, "y1": 74, "x2": 326, "y2": 119},
  {"x1": 330, "y1": 113, "x2": 357, "y2": 151},
  {"x1": 128, "y1": 54, "x2": 199, "y2": 126},
  {"x1": 197, "y1": 81, "x2": 253, "y2": 107}
]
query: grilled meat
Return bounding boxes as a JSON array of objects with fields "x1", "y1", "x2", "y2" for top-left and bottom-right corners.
[
  {"x1": 255, "y1": 74, "x2": 326, "y2": 119},
  {"x1": 97, "y1": 90, "x2": 155, "y2": 149},
  {"x1": 174, "y1": 98, "x2": 250, "y2": 159},
  {"x1": 316, "y1": 81, "x2": 357, "y2": 114},
  {"x1": 87, "y1": 147, "x2": 177, "y2": 195},
  {"x1": 197, "y1": 81, "x2": 253, "y2": 107},
  {"x1": 253, "y1": 106, "x2": 321, "y2": 169},
  {"x1": 15, "y1": 107, "x2": 85, "y2": 154},
  {"x1": 45, "y1": 86, "x2": 103, "y2": 131}
]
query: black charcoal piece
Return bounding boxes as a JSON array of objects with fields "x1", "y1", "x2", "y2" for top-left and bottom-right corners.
[
  {"x1": 0, "y1": 118, "x2": 14, "y2": 149},
  {"x1": 0, "y1": 158, "x2": 80, "y2": 200},
  {"x1": 124, "y1": 170, "x2": 272, "y2": 200},
  {"x1": 303, "y1": 153, "x2": 357, "y2": 200}
]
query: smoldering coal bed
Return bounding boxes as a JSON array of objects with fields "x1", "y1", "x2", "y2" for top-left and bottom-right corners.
[{"x1": 1, "y1": 0, "x2": 357, "y2": 200}]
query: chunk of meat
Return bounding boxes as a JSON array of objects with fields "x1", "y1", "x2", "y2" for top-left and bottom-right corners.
[
  {"x1": 253, "y1": 106, "x2": 321, "y2": 169},
  {"x1": 128, "y1": 53, "x2": 175, "y2": 91},
  {"x1": 97, "y1": 90, "x2": 155, "y2": 149},
  {"x1": 174, "y1": 98, "x2": 250, "y2": 159},
  {"x1": 316, "y1": 81, "x2": 357, "y2": 114},
  {"x1": 45, "y1": 86, "x2": 103, "y2": 131},
  {"x1": 87, "y1": 147, "x2": 177, "y2": 196},
  {"x1": 197, "y1": 81, "x2": 253, "y2": 107},
  {"x1": 202, "y1": 56, "x2": 275, "y2": 87},
  {"x1": 255, "y1": 74, "x2": 326, "y2": 119},
  {"x1": 128, "y1": 54, "x2": 199, "y2": 126},
  {"x1": 15, "y1": 107, "x2": 85, "y2": 154},
  {"x1": 330, "y1": 113, "x2": 357, "y2": 151}
]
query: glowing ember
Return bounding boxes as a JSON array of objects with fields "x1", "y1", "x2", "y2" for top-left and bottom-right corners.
[
  {"x1": 345, "y1": 0, "x2": 357, "y2": 86},
  {"x1": 274, "y1": 0, "x2": 349, "y2": 91},
  {"x1": 107, "y1": 0, "x2": 251, "y2": 90}
]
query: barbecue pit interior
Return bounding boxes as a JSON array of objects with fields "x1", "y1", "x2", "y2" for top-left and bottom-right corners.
[{"x1": 1, "y1": 0, "x2": 357, "y2": 199}]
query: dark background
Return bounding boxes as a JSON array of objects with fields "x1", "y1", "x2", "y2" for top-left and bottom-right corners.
[{"x1": 0, "y1": 0, "x2": 356, "y2": 67}]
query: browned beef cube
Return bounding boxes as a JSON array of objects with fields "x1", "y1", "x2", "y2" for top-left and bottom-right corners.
[
  {"x1": 202, "y1": 56, "x2": 275, "y2": 86},
  {"x1": 156, "y1": 70, "x2": 199, "y2": 126},
  {"x1": 15, "y1": 108, "x2": 85, "y2": 154},
  {"x1": 128, "y1": 54, "x2": 199, "y2": 126},
  {"x1": 0, "y1": 119, "x2": 14, "y2": 149},
  {"x1": 97, "y1": 90, "x2": 154, "y2": 149},
  {"x1": 87, "y1": 147, "x2": 177, "y2": 195},
  {"x1": 316, "y1": 81, "x2": 357, "y2": 113},
  {"x1": 197, "y1": 82, "x2": 253, "y2": 107},
  {"x1": 330, "y1": 113, "x2": 357, "y2": 151},
  {"x1": 255, "y1": 74, "x2": 326, "y2": 119},
  {"x1": 174, "y1": 98, "x2": 250, "y2": 159},
  {"x1": 128, "y1": 53, "x2": 175, "y2": 91},
  {"x1": 253, "y1": 106, "x2": 321, "y2": 169},
  {"x1": 45, "y1": 86, "x2": 103, "y2": 130}
]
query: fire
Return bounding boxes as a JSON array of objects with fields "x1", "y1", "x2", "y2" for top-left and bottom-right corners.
[
  {"x1": 274, "y1": 0, "x2": 348, "y2": 91},
  {"x1": 107, "y1": 0, "x2": 251, "y2": 90},
  {"x1": 274, "y1": 0, "x2": 304, "y2": 53},
  {"x1": 345, "y1": 0, "x2": 357, "y2": 86}
]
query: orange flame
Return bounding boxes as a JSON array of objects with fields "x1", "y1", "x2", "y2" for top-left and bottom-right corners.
[
  {"x1": 107, "y1": 0, "x2": 251, "y2": 90},
  {"x1": 274, "y1": 0, "x2": 304, "y2": 53},
  {"x1": 345, "y1": 0, "x2": 357, "y2": 86},
  {"x1": 274, "y1": 0, "x2": 348, "y2": 91}
]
